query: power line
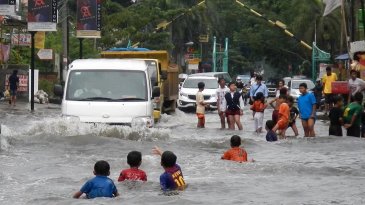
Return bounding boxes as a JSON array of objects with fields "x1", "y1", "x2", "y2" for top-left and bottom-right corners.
[{"x1": 235, "y1": 0, "x2": 312, "y2": 50}]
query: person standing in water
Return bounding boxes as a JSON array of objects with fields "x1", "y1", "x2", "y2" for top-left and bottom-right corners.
[
  {"x1": 8, "y1": 70, "x2": 19, "y2": 107},
  {"x1": 225, "y1": 82, "x2": 244, "y2": 130},
  {"x1": 216, "y1": 78, "x2": 229, "y2": 129},
  {"x1": 298, "y1": 83, "x2": 317, "y2": 137}
]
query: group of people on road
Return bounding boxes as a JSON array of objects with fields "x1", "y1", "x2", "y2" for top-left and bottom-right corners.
[{"x1": 195, "y1": 62, "x2": 365, "y2": 139}]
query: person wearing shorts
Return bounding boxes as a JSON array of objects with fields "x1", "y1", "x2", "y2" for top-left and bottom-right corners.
[
  {"x1": 225, "y1": 82, "x2": 244, "y2": 130},
  {"x1": 8, "y1": 70, "x2": 19, "y2": 107},
  {"x1": 196, "y1": 82, "x2": 208, "y2": 128},
  {"x1": 322, "y1": 66, "x2": 337, "y2": 115},
  {"x1": 298, "y1": 83, "x2": 317, "y2": 137}
]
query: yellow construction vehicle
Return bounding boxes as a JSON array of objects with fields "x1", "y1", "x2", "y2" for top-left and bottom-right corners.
[{"x1": 100, "y1": 48, "x2": 179, "y2": 122}]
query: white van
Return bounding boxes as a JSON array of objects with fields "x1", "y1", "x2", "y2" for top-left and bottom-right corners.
[{"x1": 54, "y1": 59, "x2": 155, "y2": 127}]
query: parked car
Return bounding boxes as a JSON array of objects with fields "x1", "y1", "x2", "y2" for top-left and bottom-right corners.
[
  {"x1": 189, "y1": 72, "x2": 232, "y2": 85},
  {"x1": 289, "y1": 79, "x2": 315, "y2": 101},
  {"x1": 179, "y1": 73, "x2": 188, "y2": 89},
  {"x1": 236, "y1": 75, "x2": 251, "y2": 85},
  {"x1": 265, "y1": 82, "x2": 277, "y2": 97},
  {"x1": 178, "y1": 76, "x2": 218, "y2": 110}
]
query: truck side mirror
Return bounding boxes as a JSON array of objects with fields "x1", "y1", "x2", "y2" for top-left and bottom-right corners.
[
  {"x1": 152, "y1": 86, "x2": 160, "y2": 98},
  {"x1": 160, "y1": 71, "x2": 168, "y2": 80},
  {"x1": 54, "y1": 84, "x2": 64, "y2": 97}
]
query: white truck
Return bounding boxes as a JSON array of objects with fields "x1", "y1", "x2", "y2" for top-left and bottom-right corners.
[{"x1": 54, "y1": 59, "x2": 157, "y2": 127}]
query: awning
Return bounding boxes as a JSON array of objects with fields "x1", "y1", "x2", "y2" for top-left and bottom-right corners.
[{"x1": 335, "y1": 53, "x2": 349, "y2": 60}]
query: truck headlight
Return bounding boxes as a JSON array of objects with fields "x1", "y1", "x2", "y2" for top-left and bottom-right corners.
[{"x1": 132, "y1": 116, "x2": 154, "y2": 128}]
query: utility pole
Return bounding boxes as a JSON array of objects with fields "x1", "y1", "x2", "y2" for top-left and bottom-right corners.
[{"x1": 61, "y1": 0, "x2": 69, "y2": 83}]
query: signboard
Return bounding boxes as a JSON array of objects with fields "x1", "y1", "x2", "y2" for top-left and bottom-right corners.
[
  {"x1": 37, "y1": 48, "x2": 53, "y2": 60},
  {"x1": 5, "y1": 74, "x2": 28, "y2": 92},
  {"x1": 28, "y1": 0, "x2": 57, "y2": 31},
  {"x1": 76, "y1": 0, "x2": 101, "y2": 38},
  {"x1": 0, "y1": 0, "x2": 16, "y2": 16},
  {"x1": 11, "y1": 33, "x2": 31, "y2": 46}
]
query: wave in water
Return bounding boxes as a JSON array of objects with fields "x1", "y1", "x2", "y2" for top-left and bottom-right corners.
[{"x1": 1, "y1": 117, "x2": 171, "y2": 142}]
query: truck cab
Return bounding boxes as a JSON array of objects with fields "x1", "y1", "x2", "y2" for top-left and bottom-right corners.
[{"x1": 55, "y1": 59, "x2": 155, "y2": 127}]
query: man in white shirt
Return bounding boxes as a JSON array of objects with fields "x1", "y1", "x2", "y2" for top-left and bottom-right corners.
[
  {"x1": 216, "y1": 78, "x2": 229, "y2": 129},
  {"x1": 348, "y1": 69, "x2": 365, "y2": 103}
]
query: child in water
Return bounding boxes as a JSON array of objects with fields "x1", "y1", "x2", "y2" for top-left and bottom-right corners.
[
  {"x1": 265, "y1": 120, "x2": 278, "y2": 142},
  {"x1": 152, "y1": 146, "x2": 186, "y2": 192},
  {"x1": 73, "y1": 160, "x2": 119, "y2": 199},
  {"x1": 250, "y1": 92, "x2": 267, "y2": 133},
  {"x1": 118, "y1": 151, "x2": 147, "y2": 182},
  {"x1": 287, "y1": 96, "x2": 299, "y2": 136},
  {"x1": 221, "y1": 135, "x2": 254, "y2": 162},
  {"x1": 273, "y1": 95, "x2": 290, "y2": 139},
  {"x1": 328, "y1": 96, "x2": 344, "y2": 136}
]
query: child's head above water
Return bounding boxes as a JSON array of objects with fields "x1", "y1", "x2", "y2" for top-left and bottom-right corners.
[
  {"x1": 127, "y1": 151, "x2": 142, "y2": 168},
  {"x1": 161, "y1": 151, "x2": 177, "y2": 168},
  {"x1": 230, "y1": 135, "x2": 241, "y2": 147},
  {"x1": 94, "y1": 160, "x2": 110, "y2": 176},
  {"x1": 265, "y1": 120, "x2": 275, "y2": 131}
]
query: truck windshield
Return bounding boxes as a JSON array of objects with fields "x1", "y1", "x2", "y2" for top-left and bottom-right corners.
[
  {"x1": 183, "y1": 78, "x2": 218, "y2": 89},
  {"x1": 66, "y1": 70, "x2": 148, "y2": 101}
]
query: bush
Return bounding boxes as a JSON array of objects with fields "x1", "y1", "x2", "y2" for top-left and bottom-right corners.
[{"x1": 38, "y1": 79, "x2": 55, "y2": 97}]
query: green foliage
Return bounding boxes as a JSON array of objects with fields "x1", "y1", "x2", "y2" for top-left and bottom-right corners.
[
  {"x1": 38, "y1": 79, "x2": 54, "y2": 97},
  {"x1": 8, "y1": 0, "x2": 343, "y2": 79}
]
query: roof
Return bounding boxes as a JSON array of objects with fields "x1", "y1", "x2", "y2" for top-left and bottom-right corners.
[
  {"x1": 107, "y1": 47, "x2": 151, "y2": 51},
  {"x1": 187, "y1": 76, "x2": 217, "y2": 80},
  {"x1": 69, "y1": 59, "x2": 147, "y2": 71},
  {"x1": 335, "y1": 53, "x2": 349, "y2": 60}
]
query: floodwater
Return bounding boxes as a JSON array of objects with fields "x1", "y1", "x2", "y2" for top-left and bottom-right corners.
[{"x1": 1, "y1": 105, "x2": 365, "y2": 205}]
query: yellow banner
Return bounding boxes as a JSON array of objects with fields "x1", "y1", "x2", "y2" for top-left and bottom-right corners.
[{"x1": 35, "y1": 32, "x2": 45, "y2": 49}]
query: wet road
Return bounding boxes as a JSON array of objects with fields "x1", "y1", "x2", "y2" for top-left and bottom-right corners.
[{"x1": 0, "y1": 102, "x2": 365, "y2": 204}]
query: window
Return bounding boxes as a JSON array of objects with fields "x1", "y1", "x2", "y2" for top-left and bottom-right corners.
[{"x1": 66, "y1": 70, "x2": 148, "y2": 101}]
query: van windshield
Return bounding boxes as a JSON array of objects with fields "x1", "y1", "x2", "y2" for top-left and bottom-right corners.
[
  {"x1": 183, "y1": 78, "x2": 218, "y2": 89},
  {"x1": 66, "y1": 70, "x2": 148, "y2": 101}
]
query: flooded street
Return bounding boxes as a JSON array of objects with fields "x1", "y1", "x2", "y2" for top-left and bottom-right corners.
[{"x1": 1, "y1": 104, "x2": 365, "y2": 204}]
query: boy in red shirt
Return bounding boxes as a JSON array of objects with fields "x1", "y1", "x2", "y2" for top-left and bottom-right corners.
[
  {"x1": 273, "y1": 95, "x2": 290, "y2": 139},
  {"x1": 221, "y1": 135, "x2": 254, "y2": 163},
  {"x1": 118, "y1": 151, "x2": 147, "y2": 182}
]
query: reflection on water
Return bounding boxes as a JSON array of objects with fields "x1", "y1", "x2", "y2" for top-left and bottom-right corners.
[{"x1": 0, "y1": 108, "x2": 365, "y2": 204}]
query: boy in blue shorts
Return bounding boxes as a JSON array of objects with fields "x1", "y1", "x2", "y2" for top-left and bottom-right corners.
[
  {"x1": 152, "y1": 146, "x2": 186, "y2": 191},
  {"x1": 73, "y1": 160, "x2": 119, "y2": 199}
]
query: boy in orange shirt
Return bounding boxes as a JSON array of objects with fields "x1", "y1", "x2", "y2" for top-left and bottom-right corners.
[
  {"x1": 221, "y1": 135, "x2": 254, "y2": 163},
  {"x1": 273, "y1": 95, "x2": 290, "y2": 139}
]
